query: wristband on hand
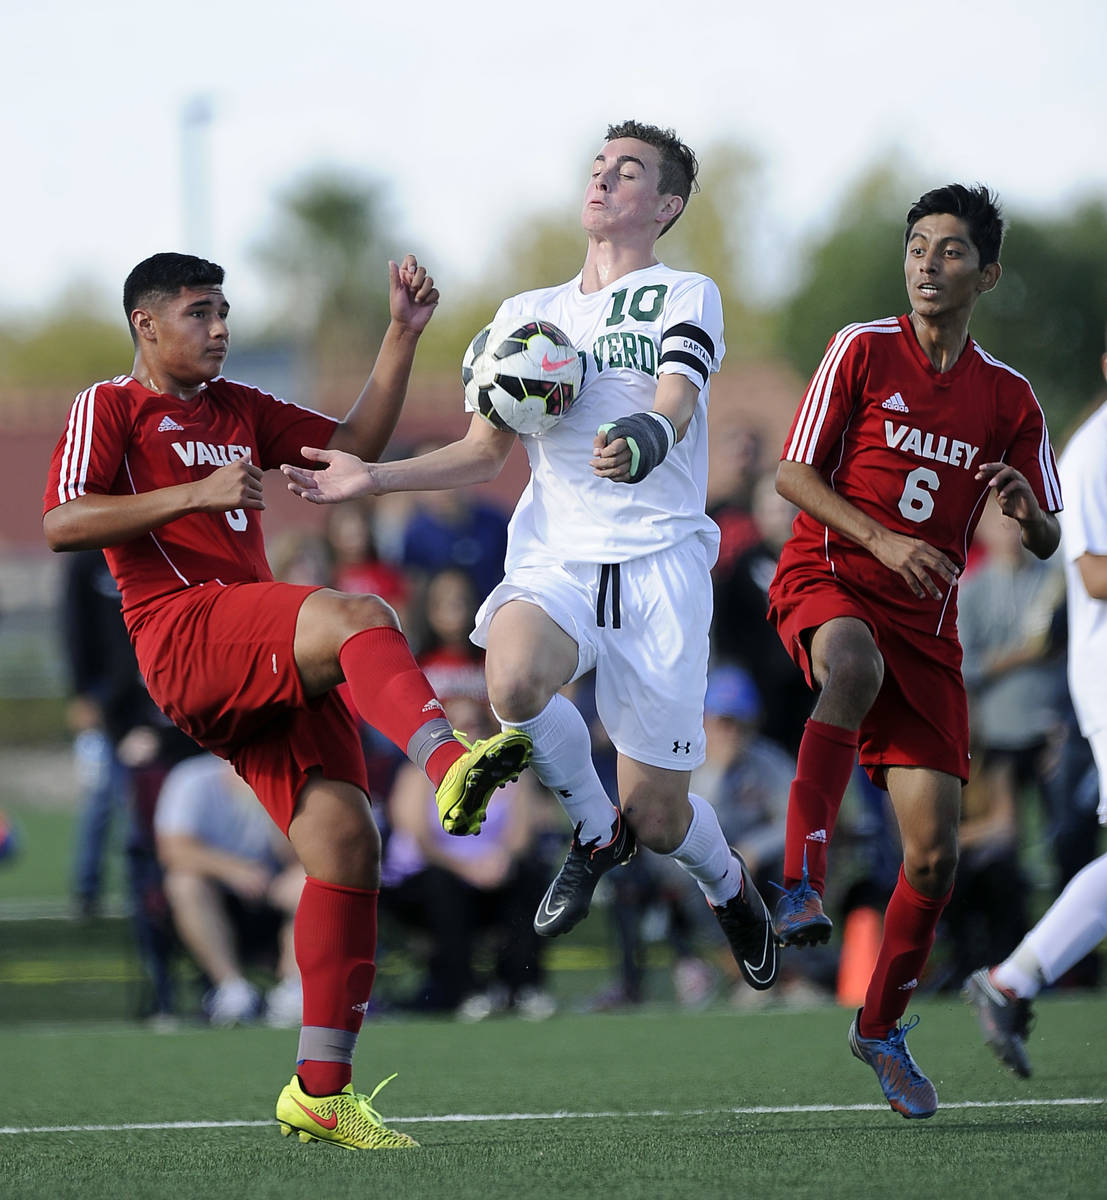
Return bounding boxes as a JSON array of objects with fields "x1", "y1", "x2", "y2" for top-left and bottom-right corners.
[{"x1": 597, "y1": 411, "x2": 677, "y2": 483}]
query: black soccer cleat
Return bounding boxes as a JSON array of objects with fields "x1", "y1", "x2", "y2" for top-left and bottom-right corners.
[
  {"x1": 533, "y1": 811, "x2": 636, "y2": 938},
  {"x1": 711, "y1": 853, "x2": 780, "y2": 991},
  {"x1": 963, "y1": 967, "x2": 1035, "y2": 1078}
]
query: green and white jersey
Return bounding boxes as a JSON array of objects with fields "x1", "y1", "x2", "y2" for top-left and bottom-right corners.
[{"x1": 473, "y1": 262, "x2": 725, "y2": 566}]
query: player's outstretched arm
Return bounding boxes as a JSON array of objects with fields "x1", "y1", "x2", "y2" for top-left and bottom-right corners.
[
  {"x1": 327, "y1": 254, "x2": 440, "y2": 463},
  {"x1": 777, "y1": 459, "x2": 960, "y2": 601},
  {"x1": 284, "y1": 415, "x2": 516, "y2": 504},
  {"x1": 44, "y1": 460, "x2": 265, "y2": 552},
  {"x1": 282, "y1": 448, "x2": 376, "y2": 504},
  {"x1": 975, "y1": 462, "x2": 1061, "y2": 559}
]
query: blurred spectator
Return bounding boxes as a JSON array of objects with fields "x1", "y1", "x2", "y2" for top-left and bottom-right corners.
[
  {"x1": 379, "y1": 683, "x2": 554, "y2": 1020},
  {"x1": 712, "y1": 471, "x2": 811, "y2": 755},
  {"x1": 694, "y1": 666, "x2": 795, "y2": 893},
  {"x1": 707, "y1": 421, "x2": 764, "y2": 580},
  {"x1": 266, "y1": 529, "x2": 335, "y2": 588},
  {"x1": 326, "y1": 499, "x2": 411, "y2": 626},
  {"x1": 0, "y1": 809, "x2": 19, "y2": 866},
  {"x1": 932, "y1": 746, "x2": 1029, "y2": 992},
  {"x1": 416, "y1": 565, "x2": 486, "y2": 676},
  {"x1": 958, "y1": 502, "x2": 1067, "y2": 843},
  {"x1": 398, "y1": 439, "x2": 509, "y2": 604},
  {"x1": 61, "y1": 549, "x2": 200, "y2": 937},
  {"x1": 62, "y1": 549, "x2": 143, "y2": 917},
  {"x1": 154, "y1": 754, "x2": 306, "y2": 1027}
]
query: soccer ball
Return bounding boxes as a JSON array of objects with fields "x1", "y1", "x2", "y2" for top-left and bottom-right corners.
[{"x1": 462, "y1": 318, "x2": 582, "y2": 435}]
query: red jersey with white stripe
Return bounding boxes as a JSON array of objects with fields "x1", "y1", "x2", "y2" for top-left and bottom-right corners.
[
  {"x1": 43, "y1": 374, "x2": 337, "y2": 630},
  {"x1": 771, "y1": 315, "x2": 1062, "y2": 637}
]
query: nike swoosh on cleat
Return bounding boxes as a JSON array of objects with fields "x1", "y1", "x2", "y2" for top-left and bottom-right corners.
[
  {"x1": 743, "y1": 924, "x2": 773, "y2": 980},
  {"x1": 541, "y1": 353, "x2": 577, "y2": 371},
  {"x1": 292, "y1": 1097, "x2": 339, "y2": 1130},
  {"x1": 534, "y1": 899, "x2": 567, "y2": 928}
]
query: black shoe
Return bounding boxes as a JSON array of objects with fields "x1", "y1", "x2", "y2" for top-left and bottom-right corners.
[
  {"x1": 963, "y1": 968, "x2": 1035, "y2": 1078},
  {"x1": 534, "y1": 812, "x2": 636, "y2": 938},
  {"x1": 711, "y1": 853, "x2": 779, "y2": 991}
]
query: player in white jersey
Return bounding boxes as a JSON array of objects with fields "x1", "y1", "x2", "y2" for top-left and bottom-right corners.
[
  {"x1": 490, "y1": 265, "x2": 720, "y2": 568},
  {"x1": 965, "y1": 336, "x2": 1107, "y2": 1077},
  {"x1": 283, "y1": 119, "x2": 779, "y2": 993}
]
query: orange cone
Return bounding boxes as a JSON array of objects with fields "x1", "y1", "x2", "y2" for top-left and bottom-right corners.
[{"x1": 837, "y1": 905, "x2": 883, "y2": 1007}]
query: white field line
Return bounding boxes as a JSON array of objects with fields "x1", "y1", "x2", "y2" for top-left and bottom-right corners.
[{"x1": 1, "y1": 1096, "x2": 1102, "y2": 1135}]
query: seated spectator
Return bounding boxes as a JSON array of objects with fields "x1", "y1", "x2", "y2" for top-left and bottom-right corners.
[
  {"x1": 154, "y1": 754, "x2": 306, "y2": 1027},
  {"x1": 379, "y1": 678, "x2": 554, "y2": 1021}
]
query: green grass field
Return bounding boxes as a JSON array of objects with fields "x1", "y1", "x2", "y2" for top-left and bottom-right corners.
[
  {"x1": 1, "y1": 997, "x2": 1104, "y2": 1200},
  {"x1": 2, "y1": 761, "x2": 1104, "y2": 1197}
]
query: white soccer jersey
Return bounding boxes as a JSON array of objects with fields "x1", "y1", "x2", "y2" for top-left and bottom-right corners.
[
  {"x1": 1058, "y1": 401, "x2": 1107, "y2": 738},
  {"x1": 468, "y1": 263, "x2": 725, "y2": 566}
]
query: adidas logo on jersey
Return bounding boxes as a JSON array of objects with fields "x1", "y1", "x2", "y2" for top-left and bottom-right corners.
[
  {"x1": 157, "y1": 415, "x2": 185, "y2": 432},
  {"x1": 898, "y1": 978, "x2": 919, "y2": 991},
  {"x1": 805, "y1": 828, "x2": 828, "y2": 843},
  {"x1": 881, "y1": 392, "x2": 909, "y2": 413}
]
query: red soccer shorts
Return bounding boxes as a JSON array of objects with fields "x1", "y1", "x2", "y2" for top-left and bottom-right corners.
[
  {"x1": 769, "y1": 573, "x2": 970, "y2": 788},
  {"x1": 133, "y1": 581, "x2": 368, "y2": 832}
]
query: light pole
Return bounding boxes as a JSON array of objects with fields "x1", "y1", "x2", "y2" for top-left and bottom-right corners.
[{"x1": 180, "y1": 95, "x2": 214, "y2": 255}]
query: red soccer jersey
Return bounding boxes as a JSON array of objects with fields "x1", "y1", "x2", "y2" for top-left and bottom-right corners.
[
  {"x1": 43, "y1": 375, "x2": 337, "y2": 629},
  {"x1": 772, "y1": 316, "x2": 1062, "y2": 637}
]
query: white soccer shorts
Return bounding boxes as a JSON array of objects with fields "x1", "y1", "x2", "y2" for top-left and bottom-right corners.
[{"x1": 472, "y1": 538, "x2": 712, "y2": 770}]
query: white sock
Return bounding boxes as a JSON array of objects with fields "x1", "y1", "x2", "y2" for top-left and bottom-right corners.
[
  {"x1": 497, "y1": 693, "x2": 617, "y2": 843},
  {"x1": 992, "y1": 947, "x2": 1043, "y2": 1000},
  {"x1": 1023, "y1": 852, "x2": 1107, "y2": 988},
  {"x1": 669, "y1": 792, "x2": 741, "y2": 907}
]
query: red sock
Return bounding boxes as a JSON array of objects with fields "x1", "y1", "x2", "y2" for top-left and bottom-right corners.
[
  {"x1": 859, "y1": 866, "x2": 951, "y2": 1039},
  {"x1": 338, "y1": 627, "x2": 462, "y2": 786},
  {"x1": 294, "y1": 876, "x2": 378, "y2": 1096},
  {"x1": 783, "y1": 718, "x2": 858, "y2": 892}
]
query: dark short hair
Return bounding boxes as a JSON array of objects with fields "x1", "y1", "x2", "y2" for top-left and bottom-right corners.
[
  {"x1": 904, "y1": 184, "x2": 1005, "y2": 267},
  {"x1": 123, "y1": 252, "x2": 224, "y2": 327},
  {"x1": 605, "y1": 119, "x2": 699, "y2": 236}
]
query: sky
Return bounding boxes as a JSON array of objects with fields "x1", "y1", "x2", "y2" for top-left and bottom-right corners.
[{"x1": 6, "y1": 0, "x2": 1106, "y2": 330}]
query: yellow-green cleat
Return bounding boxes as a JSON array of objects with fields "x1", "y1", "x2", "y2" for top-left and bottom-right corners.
[
  {"x1": 435, "y1": 729, "x2": 532, "y2": 836},
  {"x1": 276, "y1": 1073, "x2": 418, "y2": 1149}
]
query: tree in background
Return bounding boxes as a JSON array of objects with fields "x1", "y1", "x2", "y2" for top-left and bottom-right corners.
[
  {"x1": 0, "y1": 282, "x2": 129, "y2": 389},
  {"x1": 252, "y1": 170, "x2": 396, "y2": 366},
  {"x1": 970, "y1": 198, "x2": 1107, "y2": 439},
  {"x1": 777, "y1": 162, "x2": 916, "y2": 379}
]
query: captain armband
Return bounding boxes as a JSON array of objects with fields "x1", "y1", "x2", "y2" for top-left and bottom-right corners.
[{"x1": 597, "y1": 411, "x2": 677, "y2": 483}]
